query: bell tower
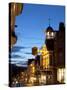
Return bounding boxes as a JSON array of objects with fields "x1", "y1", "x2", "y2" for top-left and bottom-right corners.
[{"x1": 45, "y1": 26, "x2": 55, "y2": 50}]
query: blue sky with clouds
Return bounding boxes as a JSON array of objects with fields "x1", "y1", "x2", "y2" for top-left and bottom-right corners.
[{"x1": 11, "y1": 3, "x2": 65, "y2": 66}]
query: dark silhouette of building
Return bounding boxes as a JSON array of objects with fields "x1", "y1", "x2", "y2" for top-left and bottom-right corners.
[
  {"x1": 54, "y1": 22, "x2": 65, "y2": 68},
  {"x1": 45, "y1": 22, "x2": 65, "y2": 84},
  {"x1": 32, "y1": 47, "x2": 38, "y2": 56},
  {"x1": 35, "y1": 55, "x2": 40, "y2": 66}
]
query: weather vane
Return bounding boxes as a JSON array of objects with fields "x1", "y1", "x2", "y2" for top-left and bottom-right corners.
[{"x1": 48, "y1": 17, "x2": 51, "y2": 26}]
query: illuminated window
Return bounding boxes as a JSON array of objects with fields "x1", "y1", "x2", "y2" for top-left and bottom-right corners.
[
  {"x1": 43, "y1": 56, "x2": 49, "y2": 69},
  {"x1": 46, "y1": 32, "x2": 50, "y2": 39},
  {"x1": 51, "y1": 32, "x2": 54, "y2": 37},
  {"x1": 32, "y1": 66, "x2": 35, "y2": 73},
  {"x1": 57, "y1": 68, "x2": 65, "y2": 83},
  {"x1": 46, "y1": 32, "x2": 50, "y2": 36}
]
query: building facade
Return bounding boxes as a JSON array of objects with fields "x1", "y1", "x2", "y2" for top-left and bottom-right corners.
[
  {"x1": 26, "y1": 22, "x2": 65, "y2": 85},
  {"x1": 45, "y1": 22, "x2": 65, "y2": 84},
  {"x1": 54, "y1": 22, "x2": 65, "y2": 83}
]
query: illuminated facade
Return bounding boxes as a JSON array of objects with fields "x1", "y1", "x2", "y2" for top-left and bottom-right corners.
[
  {"x1": 38, "y1": 45, "x2": 55, "y2": 84},
  {"x1": 27, "y1": 59, "x2": 36, "y2": 84},
  {"x1": 39, "y1": 45, "x2": 50, "y2": 69},
  {"x1": 28, "y1": 59, "x2": 36, "y2": 75}
]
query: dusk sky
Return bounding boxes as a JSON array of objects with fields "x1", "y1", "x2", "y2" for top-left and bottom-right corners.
[{"x1": 11, "y1": 3, "x2": 65, "y2": 66}]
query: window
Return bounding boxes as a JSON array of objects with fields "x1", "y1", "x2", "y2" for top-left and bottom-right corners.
[{"x1": 57, "y1": 68, "x2": 65, "y2": 83}]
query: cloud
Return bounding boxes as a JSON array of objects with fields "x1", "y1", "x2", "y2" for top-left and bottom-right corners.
[
  {"x1": 11, "y1": 54, "x2": 25, "y2": 59},
  {"x1": 9, "y1": 60, "x2": 28, "y2": 67},
  {"x1": 24, "y1": 52, "x2": 32, "y2": 55},
  {"x1": 11, "y1": 46, "x2": 30, "y2": 53},
  {"x1": 18, "y1": 61, "x2": 28, "y2": 65},
  {"x1": 16, "y1": 64, "x2": 27, "y2": 67},
  {"x1": 9, "y1": 60, "x2": 18, "y2": 64}
]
